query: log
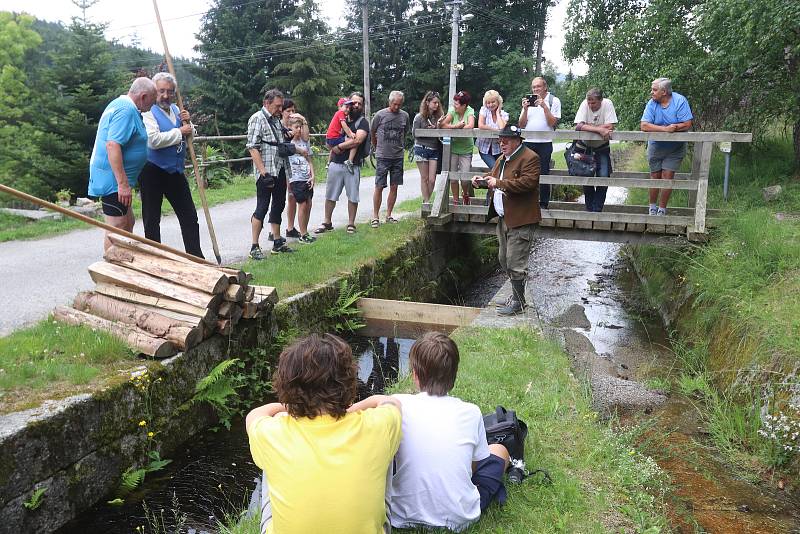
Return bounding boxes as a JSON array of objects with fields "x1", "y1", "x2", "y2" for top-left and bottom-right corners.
[
  {"x1": 216, "y1": 319, "x2": 232, "y2": 335},
  {"x1": 250, "y1": 285, "x2": 278, "y2": 306},
  {"x1": 89, "y1": 262, "x2": 221, "y2": 309},
  {"x1": 73, "y1": 292, "x2": 202, "y2": 350},
  {"x1": 223, "y1": 284, "x2": 245, "y2": 303},
  {"x1": 53, "y1": 305, "x2": 176, "y2": 358},
  {"x1": 244, "y1": 286, "x2": 255, "y2": 302},
  {"x1": 242, "y1": 301, "x2": 259, "y2": 319},
  {"x1": 94, "y1": 283, "x2": 217, "y2": 324},
  {"x1": 218, "y1": 302, "x2": 244, "y2": 323},
  {"x1": 104, "y1": 245, "x2": 229, "y2": 295}
]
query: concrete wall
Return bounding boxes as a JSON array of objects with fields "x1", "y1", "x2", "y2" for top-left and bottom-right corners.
[{"x1": 0, "y1": 227, "x2": 491, "y2": 533}]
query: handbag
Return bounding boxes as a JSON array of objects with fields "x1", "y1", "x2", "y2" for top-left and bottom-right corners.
[
  {"x1": 564, "y1": 141, "x2": 597, "y2": 177},
  {"x1": 483, "y1": 406, "x2": 528, "y2": 461}
]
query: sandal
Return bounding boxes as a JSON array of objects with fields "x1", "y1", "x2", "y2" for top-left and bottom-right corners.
[
  {"x1": 346, "y1": 224, "x2": 357, "y2": 234},
  {"x1": 386, "y1": 216, "x2": 399, "y2": 224},
  {"x1": 314, "y1": 222, "x2": 333, "y2": 234},
  {"x1": 370, "y1": 219, "x2": 380, "y2": 228}
]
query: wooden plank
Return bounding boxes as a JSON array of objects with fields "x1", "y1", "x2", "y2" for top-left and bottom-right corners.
[
  {"x1": 665, "y1": 224, "x2": 685, "y2": 234},
  {"x1": 415, "y1": 129, "x2": 753, "y2": 143},
  {"x1": 544, "y1": 209, "x2": 693, "y2": 226},
  {"x1": 94, "y1": 282, "x2": 216, "y2": 324},
  {"x1": 556, "y1": 219, "x2": 574, "y2": 229},
  {"x1": 611, "y1": 222, "x2": 626, "y2": 232},
  {"x1": 430, "y1": 171, "x2": 450, "y2": 220},
  {"x1": 425, "y1": 212, "x2": 453, "y2": 226},
  {"x1": 450, "y1": 205, "x2": 490, "y2": 215},
  {"x1": 693, "y1": 141, "x2": 713, "y2": 233},
  {"x1": 539, "y1": 217, "x2": 556, "y2": 227},
  {"x1": 574, "y1": 219, "x2": 593, "y2": 230},
  {"x1": 646, "y1": 224, "x2": 666, "y2": 234},
  {"x1": 539, "y1": 175, "x2": 698, "y2": 190},
  {"x1": 545, "y1": 202, "x2": 729, "y2": 218},
  {"x1": 356, "y1": 298, "x2": 481, "y2": 326},
  {"x1": 627, "y1": 223, "x2": 646, "y2": 233},
  {"x1": 593, "y1": 221, "x2": 612, "y2": 231},
  {"x1": 88, "y1": 262, "x2": 221, "y2": 309},
  {"x1": 453, "y1": 212, "x2": 469, "y2": 222},
  {"x1": 54, "y1": 306, "x2": 176, "y2": 358},
  {"x1": 450, "y1": 169, "x2": 692, "y2": 181}
]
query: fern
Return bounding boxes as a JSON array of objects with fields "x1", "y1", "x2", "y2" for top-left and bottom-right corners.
[
  {"x1": 326, "y1": 280, "x2": 367, "y2": 333},
  {"x1": 192, "y1": 358, "x2": 242, "y2": 430},
  {"x1": 23, "y1": 487, "x2": 46, "y2": 511},
  {"x1": 145, "y1": 451, "x2": 172, "y2": 473},
  {"x1": 118, "y1": 467, "x2": 146, "y2": 497},
  {"x1": 194, "y1": 358, "x2": 240, "y2": 394}
]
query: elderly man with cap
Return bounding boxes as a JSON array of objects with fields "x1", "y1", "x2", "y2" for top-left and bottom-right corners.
[
  {"x1": 472, "y1": 123, "x2": 541, "y2": 315},
  {"x1": 139, "y1": 72, "x2": 204, "y2": 258},
  {"x1": 88, "y1": 77, "x2": 157, "y2": 251}
]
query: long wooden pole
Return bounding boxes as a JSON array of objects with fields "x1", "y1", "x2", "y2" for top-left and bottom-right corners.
[
  {"x1": 152, "y1": 0, "x2": 222, "y2": 265},
  {"x1": 0, "y1": 183, "x2": 215, "y2": 266}
]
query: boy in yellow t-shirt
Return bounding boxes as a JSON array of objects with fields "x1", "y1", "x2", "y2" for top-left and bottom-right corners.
[{"x1": 246, "y1": 334, "x2": 402, "y2": 534}]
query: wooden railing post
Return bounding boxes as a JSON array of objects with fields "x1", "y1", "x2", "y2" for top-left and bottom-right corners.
[
  {"x1": 693, "y1": 141, "x2": 713, "y2": 233},
  {"x1": 429, "y1": 171, "x2": 451, "y2": 222},
  {"x1": 688, "y1": 141, "x2": 702, "y2": 207}
]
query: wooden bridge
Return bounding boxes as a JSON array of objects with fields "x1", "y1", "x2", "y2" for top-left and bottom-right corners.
[{"x1": 417, "y1": 129, "x2": 752, "y2": 243}]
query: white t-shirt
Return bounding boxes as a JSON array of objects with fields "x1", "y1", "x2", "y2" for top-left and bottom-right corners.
[
  {"x1": 388, "y1": 392, "x2": 490, "y2": 532},
  {"x1": 521, "y1": 92, "x2": 561, "y2": 143},
  {"x1": 574, "y1": 98, "x2": 618, "y2": 147}
]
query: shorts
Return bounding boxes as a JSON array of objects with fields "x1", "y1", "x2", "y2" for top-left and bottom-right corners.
[
  {"x1": 413, "y1": 145, "x2": 440, "y2": 162},
  {"x1": 325, "y1": 162, "x2": 360, "y2": 204},
  {"x1": 472, "y1": 454, "x2": 508, "y2": 511},
  {"x1": 289, "y1": 180, "x2": 314, "y2": 204},
  {"x1": 99, "y1": 192, "x2": 129, "y2": 217},
  {"x1": 375, "y1": 157, "x2": 404, "y2": 188},
  {"x1": 326, "y1": 135, "x2": 346, "y2": 147},
  {"x1": 647, "y1": 142, "x2": 687, "y2": 173}
]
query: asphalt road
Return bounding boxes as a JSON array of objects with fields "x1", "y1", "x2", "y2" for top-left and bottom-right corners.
[{"x1": 0, "y1": 168, "x2": 425, "y2": 337}]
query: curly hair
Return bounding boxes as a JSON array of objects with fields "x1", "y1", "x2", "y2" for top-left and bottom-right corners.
[
  {"x1": 273, "y1": 334, "x2": 357, "y2": 419},
  {"x1": 410, "y1": 331, "x2": 459, "y2": 396}
]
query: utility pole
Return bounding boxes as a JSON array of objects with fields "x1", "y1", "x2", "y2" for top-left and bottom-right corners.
[
  {"x1": 446, "y1": 0, "x2": 463, "y2": 106},
  {"x1": 362, "y1": 0, "x2": 371, "y2": 120},
  {"x1": 534, "y1": 3, "x2": 546, "y2": 74}
]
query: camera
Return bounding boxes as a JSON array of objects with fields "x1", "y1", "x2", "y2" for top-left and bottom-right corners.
[
  {"x1": 524, "y1": 94, "x2": 538, "y2": 105},
  {"x1": 474, "y1": 177, "x2": 489, "y2": 188}
]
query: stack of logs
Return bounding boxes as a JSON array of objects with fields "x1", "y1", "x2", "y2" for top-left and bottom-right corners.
[{"x1": 53, "y1": 235, "x2": 277, "y2": 358}]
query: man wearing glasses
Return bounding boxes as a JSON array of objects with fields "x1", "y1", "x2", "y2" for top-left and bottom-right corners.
[{"x1": 139, "y1": 72, "x2": 204, "y2": 258}]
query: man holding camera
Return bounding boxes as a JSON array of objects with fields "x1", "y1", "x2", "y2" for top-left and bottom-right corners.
[
  {"x1": 472, "y1": 124, "x2": 541, "y2": 316},
  {"x1": 518, "y1": 76, "x2": 560, "y2": 209},
  {"x1": 246, "y1": 89, "x2": 295, "y2": 259}
]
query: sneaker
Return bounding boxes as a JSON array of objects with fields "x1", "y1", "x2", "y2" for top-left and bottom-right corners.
[
  {"x1": 657, "y1": 207, "x2": 667, "y2": 216},
  {"x1": 344, "y1": 160, "x2": 355, "y2": 174},
  {"x1": 271, "y1": 239, "x2": 294, "y2": 254},
  {"x1": 286, "y1": 228, "x2": 301, "y2": 239},
  {"x1": 268, "y1": 232, "x2": 279, "y2": 241},
  {"x1": 507, "y1": 458, "x2": 527, "y2": 484},
  {"x1": 298, "y1": 233, "x2": 316, "y2": 244},
  {"x1": 648, "y1": 206, "x2": 658, "y2": 216},
  {"x1": 249, "y1": 246, "x2": 264, "y2": 261}
]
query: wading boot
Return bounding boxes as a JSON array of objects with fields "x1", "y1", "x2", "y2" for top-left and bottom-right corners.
[{"x1": 497, "y1": 279, "x2": 526, "y2": 316}]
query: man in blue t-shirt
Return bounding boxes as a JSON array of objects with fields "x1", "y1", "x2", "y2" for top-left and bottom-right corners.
[
  {"x1": 640, "y1": 77, "x2": 693, "y2": 216},
  {"x1": 88, "y1": 77, "x2": 157, "y2": 250}
]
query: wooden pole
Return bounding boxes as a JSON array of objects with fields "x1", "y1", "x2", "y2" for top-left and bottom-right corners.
[
  {"x1": 0, "y1": 183, "x2": 215, "y2": 266},
  {"x1": 152, "y1": 0, "x2": 222, "y2": 265}
]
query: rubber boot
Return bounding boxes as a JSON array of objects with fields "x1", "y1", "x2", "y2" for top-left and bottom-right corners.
[{"x1": 497, "y1": 279, "x2": 526, "y2": 316}]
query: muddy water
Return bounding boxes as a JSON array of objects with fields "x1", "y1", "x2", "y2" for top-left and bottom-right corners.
[{"x1": 520, "y1": 187, "x2": 800, "y2": 533}]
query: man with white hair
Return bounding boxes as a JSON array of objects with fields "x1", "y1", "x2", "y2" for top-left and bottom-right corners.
[
  {"x1": 139, "y1": 72, "x2": 204, "y2": 258},
  {"x1": 370, "y1": 90, "x2": 410, "y2": 227},
  {"x1": 640, "y1": 77, "x2": 693, "y2": 216},
  {"x1": 89, "y1": 77, "x2": 157, "y2": 250}
]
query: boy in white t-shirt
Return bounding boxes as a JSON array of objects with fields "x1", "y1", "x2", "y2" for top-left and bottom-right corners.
[{"x1": 388, "y1": 332, "x2": 517, "y2": 532}]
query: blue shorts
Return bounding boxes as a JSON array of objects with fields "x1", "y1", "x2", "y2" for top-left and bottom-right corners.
[
  {"x1": 326, "y1": 135, "x2": 346, "y2": 147},
  {"x1": 472, "y1": 453, "x2": 508, "y2": 511},
  {"x1": 413, "y1": 144, "x2": 440, "y2": 162}
]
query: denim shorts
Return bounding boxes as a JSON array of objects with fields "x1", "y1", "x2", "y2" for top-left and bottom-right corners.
[
  {"x1": 413, "y1": 145, "x2": 440, "y2": 162},
  {"x1": 326, "y1": 135, "x2": 346, "y2": 147}
]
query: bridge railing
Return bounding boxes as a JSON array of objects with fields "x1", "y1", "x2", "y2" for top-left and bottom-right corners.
[{"x1": 415, "y1": 129, "x2": 752, "y2": 238}]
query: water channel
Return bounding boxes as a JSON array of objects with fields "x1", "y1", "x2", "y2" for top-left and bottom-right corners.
[{"x1": 60, "y1": 187, "x2": 799, "y2": 533}]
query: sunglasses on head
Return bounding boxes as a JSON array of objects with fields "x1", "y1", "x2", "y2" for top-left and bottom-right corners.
[{"x1": 427, "y1": 91, "x2": 440, "y2": 100}]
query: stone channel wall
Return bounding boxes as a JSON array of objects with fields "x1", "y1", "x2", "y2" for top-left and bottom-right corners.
[{"x1": 0, "y1": 227, "x2": 491, "y2": 534}]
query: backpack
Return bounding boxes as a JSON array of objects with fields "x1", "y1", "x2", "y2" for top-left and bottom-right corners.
[
  {"x1": 565, "y1": 141, "x2": 597, "y2": 177},
  {"x1": 483, "y1": 406, "x2": 528, "y2": 461}
]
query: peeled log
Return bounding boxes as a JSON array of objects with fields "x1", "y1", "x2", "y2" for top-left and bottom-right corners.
[
  {"x1": 104, "y1": 245, "x2": 229, "y2": 295},
  {"x1": 242, "y1": 301, "x2": 259, "y2": 319},
  {"x1": 218, "y1": 302, "x2": 244, "y2": 323},
  {"x1": 73, "y1": 292, "x2": 202, "y2": 350},
  {"x1": 94, "y1": 283, "x2": 217, "y2": 325},
  {"x1": 53, "y1": 305, "x2": 176, "y2": 358},
  {"x1": 250, "y1": 285, "x2": 278, "y2": 308},
  {"x1": 223, "y1": 284, "x2": 245, "y2": 303},
  {"x1": 89, "y1": 262, "x2": 221, "y2": 309},
  {"x1": 244, "y1": 286, "x2": 255, "y2": 302}
]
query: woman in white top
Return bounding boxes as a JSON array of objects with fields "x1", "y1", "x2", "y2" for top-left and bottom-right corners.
[{"x1": 476, "y1": 90, "x2": 508, "y2": 170}]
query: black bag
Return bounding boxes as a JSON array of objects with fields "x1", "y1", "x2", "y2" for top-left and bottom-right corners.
[
  {"x1": 483, "y1": 406, "x2": 528, "y2": 461},
  {"x1": 564, "y1": 141, "x2": 597, "y2": 177},
  {"x1": 257, "y1": 173, "x2": 275, "y2": 189},
  {"x1": 265, "y1": 141, "x2": 295, "y2": 158}
]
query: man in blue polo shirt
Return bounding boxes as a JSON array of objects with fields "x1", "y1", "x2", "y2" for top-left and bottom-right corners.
[
  {"x1": 89, "y1": 77, "x2": 157, "y2": 250},
  {"x1": 640, "y1": 77, "x2": 693, "y2": 216},
  {"x1": 139, "y1": 72, "x2": 204, "y2": 258}
]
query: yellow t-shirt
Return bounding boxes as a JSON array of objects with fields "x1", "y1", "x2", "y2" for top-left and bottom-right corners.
[{"x1": 248, "y1": 405, "x2": 402, "y2": 534}]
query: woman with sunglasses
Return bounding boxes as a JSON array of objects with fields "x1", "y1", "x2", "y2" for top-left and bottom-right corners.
[
  {"x1": 440, "y1": 90, "x2": 475, "y2": 204},
  {"x1": 412, "y1": 91, "x2": 444, "y2": 203}
]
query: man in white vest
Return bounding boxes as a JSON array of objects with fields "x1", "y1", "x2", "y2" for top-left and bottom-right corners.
[{"x1": 139, "y1": 72, "x2": 204, "y2": 258}]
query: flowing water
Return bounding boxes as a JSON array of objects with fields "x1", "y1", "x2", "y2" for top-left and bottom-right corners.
[{"x1": 60, "y1": 185, "x2": 799, "y2": 532}]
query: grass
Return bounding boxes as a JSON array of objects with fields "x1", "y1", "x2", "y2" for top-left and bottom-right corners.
[
  {"x1": 227, "y1": 326, "x2": 669, "y2": 533},
  {"x1": 0, "y1": 211, "x2": 86, "y2": 242},
  {"x1": 626, "y1": 134, "x2": 800, "y2": 473},
  {"x1": 243, "y1": 216, "x2": 425, "y2": 298}
]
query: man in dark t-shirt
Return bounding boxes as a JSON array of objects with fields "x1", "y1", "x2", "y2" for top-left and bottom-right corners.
[{"x1": 315, "y1": 92, "x2": 370, "y2": 235}]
